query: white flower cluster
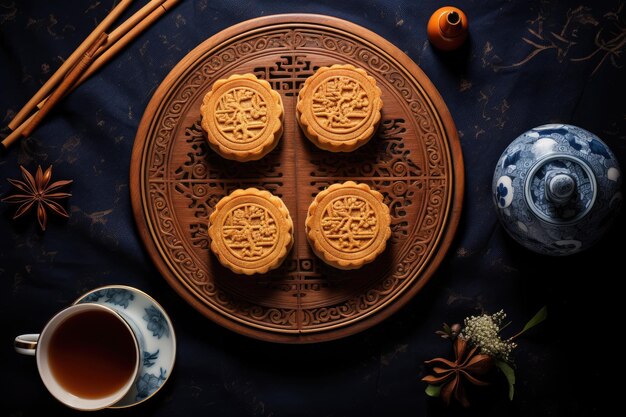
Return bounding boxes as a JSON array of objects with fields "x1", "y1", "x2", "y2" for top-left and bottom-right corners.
[{"x1": 462, "y1": 310, "x2": 517, "y2": 362}]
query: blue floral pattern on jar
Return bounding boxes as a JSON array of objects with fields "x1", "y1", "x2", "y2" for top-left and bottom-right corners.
[
  {"x1": 493, "y1": 124, "x2": 621, "y2": 255},
  {"x1": 495, "y1": 176, "x2": 514, "y2": 208}
]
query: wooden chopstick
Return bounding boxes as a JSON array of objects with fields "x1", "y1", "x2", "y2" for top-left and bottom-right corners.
[
  {"x1": 7, "y1": 0, "x2": 134, "y2": 131},
  {"x1": 22, "y1": 33, "x2": 109, "y2": 138},
  {"x1": 1, "y1": 0, "x2": 182, "y2": 150}
]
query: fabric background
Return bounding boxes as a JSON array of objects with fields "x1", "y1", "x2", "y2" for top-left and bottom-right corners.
[{"x1": 1, "y1": 1, "x2": 624, "y2": 416}]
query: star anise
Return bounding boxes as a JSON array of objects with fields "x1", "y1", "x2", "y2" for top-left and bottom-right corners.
[
  {"x1": 1, "y1": 165, "x2": 72, "y2": 231},
  {"x1": 422, "y1": 337, "x2": 494, "y2": 407}
]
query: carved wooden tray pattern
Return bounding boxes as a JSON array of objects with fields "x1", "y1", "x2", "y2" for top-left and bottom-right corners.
[{"x1": 130, "y1": 15, "x2": 464, "y2": 343}]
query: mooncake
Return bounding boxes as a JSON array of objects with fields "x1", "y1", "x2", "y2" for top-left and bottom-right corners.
[
  {"x1": 209, "y1": 188, "x2": 293, "y2": 275},
  {"x1": 296, "y1": 64, "x2": 383, "y2": 152},
  {"x1": 201, "y1": 74, "x2": 284, "y2": 162},
  {"x1": 306, "y1": 181, "x2": 391, "y2": 270}
]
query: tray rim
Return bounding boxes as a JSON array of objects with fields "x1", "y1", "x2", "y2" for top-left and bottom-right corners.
[{"x1": 130, "y1": 13, "x2": 464, "y2": 343}]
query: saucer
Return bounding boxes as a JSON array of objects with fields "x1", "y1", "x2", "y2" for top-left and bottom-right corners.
[{"x1": 74, "y1": 285, "x2": 176, "y2": 408}]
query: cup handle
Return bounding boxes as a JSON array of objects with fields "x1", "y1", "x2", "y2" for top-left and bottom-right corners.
[{"x1": 15, "y1": 334, "x2": 40, "y2": 356}]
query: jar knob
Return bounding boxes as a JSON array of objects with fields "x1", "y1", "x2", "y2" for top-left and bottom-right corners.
[
  {"x1": 545, "y1": 171, "x2": 577, "y2": 205},
  {"x1": 427, "y1": 6, "x2": 469, "y2": 51},
  {"x1": 439, "y1": 10, "x2": 463, "y2": 38}
]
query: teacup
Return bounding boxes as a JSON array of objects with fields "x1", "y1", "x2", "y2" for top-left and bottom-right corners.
[{"x1": 15, "y1": 303, "x2": 142, "y2": 411}]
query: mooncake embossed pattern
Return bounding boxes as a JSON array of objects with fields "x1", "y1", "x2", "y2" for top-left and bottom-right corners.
[
  {"x1": 306, "y1": 181, "x2": 391, "y2": 270},
  {"x1": 209, "y1": 188, "x2": 294, "y2": 275},
  {"x1": 201, "y1": 74, "x2": 284, "y2": 162},
  {"x1": 296, "y1": 64, "x2": 383, "y2": 152},
  {"x1": 222, "y1": 203, "x2": 279, "y2": 260},
  {"x1": 321, "y1": 195, "x2": 378, "y2": 252}
]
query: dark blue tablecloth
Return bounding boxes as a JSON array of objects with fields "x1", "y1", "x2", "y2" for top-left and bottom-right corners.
[{"x1": 1, "y1": 1, "x2": 624, "y2": 416}]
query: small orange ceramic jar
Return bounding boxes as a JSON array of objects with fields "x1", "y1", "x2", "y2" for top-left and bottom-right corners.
[{"x1": 427, "y1": 6, "x2": 469, "y2": 51}]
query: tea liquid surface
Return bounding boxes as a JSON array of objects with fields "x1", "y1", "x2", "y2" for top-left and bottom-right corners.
[{"x1": 48, "y1": 310, "x2": 137, "y2": 399}]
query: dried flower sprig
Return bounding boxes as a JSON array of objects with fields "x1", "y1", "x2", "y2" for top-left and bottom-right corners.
[
  {"x1": 423, "y1": 306, "x2": 547, "y2": 407},
  {"x1": 463, "y1": 310, "x2": 517, "y2": 362}
]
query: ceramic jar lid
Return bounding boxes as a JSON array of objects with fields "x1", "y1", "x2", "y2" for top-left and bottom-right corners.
[{"x1": 493, "y1": 124, "x2": 622, "y2": 255}]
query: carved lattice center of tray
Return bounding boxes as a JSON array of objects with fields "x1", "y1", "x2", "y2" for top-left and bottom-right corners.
[
  {"x1": 321, "y1": 196, "x2": 378, "y2": 252},
  {"x1": 222, "y1": 203, "x2": 279, "y2": 260},
  {"x1": 215, "y1": 87, "x2": 268, "y2": 143},
  {"x1": 312, "y1": 76, "x2": 370, "y2": 133}
]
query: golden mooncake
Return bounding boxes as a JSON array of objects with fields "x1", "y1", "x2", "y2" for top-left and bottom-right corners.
[
  {"x1": 209, "y1": 188, "x2": 293, "y2": 275},
  {"x1": 296, "y1": 64, "x2": 383, "y2": 152},
  {"x1": 306, "y1": 181, "x2": 391, "y2": 270},
  {"x1": 200, "y1": 74, "x2": 283, "y2": 162}
]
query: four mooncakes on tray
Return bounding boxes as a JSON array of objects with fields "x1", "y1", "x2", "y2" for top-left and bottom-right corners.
[{"x1": 204, "y1": 68, "x2": 389, "y2": 274}]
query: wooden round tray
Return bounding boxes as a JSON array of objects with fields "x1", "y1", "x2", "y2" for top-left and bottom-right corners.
[{"x1": 130, "y1": 14, "x2": 464, "y2": 343}]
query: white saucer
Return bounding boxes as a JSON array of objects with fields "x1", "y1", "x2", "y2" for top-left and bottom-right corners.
[{"x1": 74, "y1": 285, "x2": 176, "y2": 408}]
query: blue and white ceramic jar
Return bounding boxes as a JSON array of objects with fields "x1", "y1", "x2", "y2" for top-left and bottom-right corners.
[{"x1": 493, "y1": 124, "x2": 622, "y2": 256}]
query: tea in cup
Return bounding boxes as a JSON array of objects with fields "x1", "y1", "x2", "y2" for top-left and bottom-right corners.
[{"x1": 15, "y1": 303, "x2": 141, "y2": 410}]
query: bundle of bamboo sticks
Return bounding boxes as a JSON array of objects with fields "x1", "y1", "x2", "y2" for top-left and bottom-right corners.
[{"x1": 1, "y1": 0, "x2": 181, "y2": 150}]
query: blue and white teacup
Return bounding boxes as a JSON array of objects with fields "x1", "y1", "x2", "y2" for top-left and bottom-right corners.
[{"x1": 15, "y1": 303, "x2": 143, "y2": 411}]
